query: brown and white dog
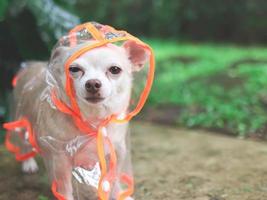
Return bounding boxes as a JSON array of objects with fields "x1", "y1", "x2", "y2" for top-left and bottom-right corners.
[{"x1": 12, "y1": 40, "x2": 149, "y2": 200}]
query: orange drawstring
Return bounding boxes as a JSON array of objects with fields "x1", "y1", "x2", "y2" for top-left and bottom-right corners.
[
  {"x1": 85, "y1": 23, "x2": 105, "y2": 41},
  {"x1": 97, "y1": 126, "x2": 119, "y2": 200},
  {"x1": 3, "y1": 118, "x2": 41, "y2": 161},
  {"x1": 12, "y1": 75, "x2": 18, "y2": 87},
  {"x1": 51, "y1": 181, "x2": 67, "y2": 200},
  {"x1": 117, "y1": 174, "x2": 134, "y2": 200}
]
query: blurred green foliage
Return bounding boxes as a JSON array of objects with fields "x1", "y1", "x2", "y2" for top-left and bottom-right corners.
[
  {"x1": 0, "y1": 0, "x2": 81, "y2": 137},
  {"x1": 0, "y1": 0, "x2": 80, "y2": 55},
  {"x1": 0, "y1": 0, "x2": 9, "y2": 20},
  {"x1": 2, "y1": 0, "x2": 267, "y2": 47},
  {"x1": 76, "y1": 0, "x2": 267, "y2": 43},
  {"x1": 148, "y1": 39, "x2": 267, "y2": 137}
]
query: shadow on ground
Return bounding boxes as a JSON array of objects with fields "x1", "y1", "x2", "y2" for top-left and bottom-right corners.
[{"x1": 1, "y1": 122, "x2": 267, "y2": 200}]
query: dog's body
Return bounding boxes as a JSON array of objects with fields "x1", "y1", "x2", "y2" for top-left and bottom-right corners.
[{"x1": 12, "y1": 41, "x2": 149, "y2": 200}]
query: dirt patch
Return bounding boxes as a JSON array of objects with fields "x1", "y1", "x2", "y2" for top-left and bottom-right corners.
[
  {"x1": 1, "y1": 122, "x2": 267, "y2": 200},
  {"x1": 167, "y1": 55, "x2": 199, "y2": 65},
  {"x1": 0, "y1": 149, "x2": 53, "y2": 200},
  {"x1": 132, "y1": 122, "x2": 267, "y2": 200},
  {"x1": 137, "y1": 104, "x2": 181, "y2": 125},
  {"x1": 202, "y1": 72, "x2": 245, "y2": 90}
]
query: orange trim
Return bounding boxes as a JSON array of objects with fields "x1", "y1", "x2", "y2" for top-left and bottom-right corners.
[
  {"x1": 97, "y1": 127, "x2": 108, "y2": 200},
  {"x1": 97, "y1": 128, "x2": 119, "y2": 200},
  {"x1": 86, "y1": 22, "x2": 105, "y2": 41},
  {"x1": 51, "y1": 89, "x2": 78, "y2": 116},
  {"x1": 5, "y1": 131, "x2": 37, "y2": 161},
  {"x1": 51, "y1": 89, "x2": 96, "y2": 135},
  {"x1": 51, "y1": 181, "x2": 66, "y2": 200},
  {"x1": 106, "y1": 138, "x2": 117, "y2": 174},
  {"x1": 15, "y1": 152, "x2": 36, "y2": 161},
  {"x1": 68, "y1": 24, "x2": 86, "y2": 47},
  {"x1": 5, "y1": 131, "x2": 19, "y2": 153},
  {"x1": 4, "y1": 118, "x2": 41, "y2": 153},
  {"x1": 12, "y1": 75, "x2": 18, "y2": 87},
  {"x1": 118, "y1": 174, "x2": 134, "y2": 200},
  {"x1": 3, "y1": 119, "x2": 27, "y2": 130},
  {"x1": 3, "y1": 118, "x2": 40, "y2": 161}
]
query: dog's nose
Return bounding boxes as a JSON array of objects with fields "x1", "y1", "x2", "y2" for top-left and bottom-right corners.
[{"x1": 85, "y1": 79, "x2": 102, "y2": 94}]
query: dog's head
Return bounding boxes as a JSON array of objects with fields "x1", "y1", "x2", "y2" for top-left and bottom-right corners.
[{"x1": 49, "y1": 41, "x2": 149, "y2": 121}]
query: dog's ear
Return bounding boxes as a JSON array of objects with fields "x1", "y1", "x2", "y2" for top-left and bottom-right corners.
[
  {"x1": 50, "y1": 46, "x2": 70, "y2": 61},
  {"x1": 49, "y1": 46, "x2": 71, "y2": 76},
  {"x1": 123, "y1": 40, "x2": 150, "y2": 72}
]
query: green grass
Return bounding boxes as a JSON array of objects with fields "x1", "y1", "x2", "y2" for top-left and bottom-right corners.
[{"x1": 144, "y1": 39, "x2": 267, "y2": 136}]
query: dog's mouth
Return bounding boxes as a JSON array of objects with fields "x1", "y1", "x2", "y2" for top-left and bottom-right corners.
[{"x1": 85, "y1": 97, "x2": 105, "y2": 104}]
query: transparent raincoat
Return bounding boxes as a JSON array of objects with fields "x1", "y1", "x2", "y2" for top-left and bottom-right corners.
[{"x1": 3, "y1": 22, "x2": 155, "y2": 200}]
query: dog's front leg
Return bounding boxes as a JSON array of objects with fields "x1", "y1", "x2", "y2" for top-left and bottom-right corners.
[
  {"x1": 111, "y1": 140, "x2": 135, "y2": 200},
  {"x1": 52, "y1": 155, "x2": 74, "y2": 200},
  {"x1": 109, "y1": 123, "x2": 134, "y2": 199}
]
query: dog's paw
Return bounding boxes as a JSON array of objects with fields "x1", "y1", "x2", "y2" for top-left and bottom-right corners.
[{"x1": 22, "y1": 158, "x2": 39, "y2": 174}]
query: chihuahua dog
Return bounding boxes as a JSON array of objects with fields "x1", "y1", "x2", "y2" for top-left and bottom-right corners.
[{"x1": 12, "y1": 40, "x2": 149, "y2": 200}]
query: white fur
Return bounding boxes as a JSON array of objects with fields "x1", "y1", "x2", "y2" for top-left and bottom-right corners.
[
  {"x1": 71, "y1": 44, "x2": 133, "y2": 123},
  {"x1": 22, "y1": 158, "x2": 39, "y2": 173}
]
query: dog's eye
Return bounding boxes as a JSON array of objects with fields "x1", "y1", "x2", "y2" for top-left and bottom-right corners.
[
  {"x1": 69, "y1": 66, "x2": 82, "y2": 73},
  {"x1": 109, "y1": 66, "x2": 122, "y2": 75},
  {"x1": 69, "y1": 65, "x2": 84, "y2": 78}
]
